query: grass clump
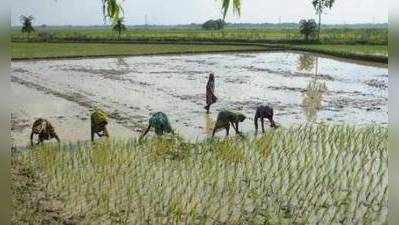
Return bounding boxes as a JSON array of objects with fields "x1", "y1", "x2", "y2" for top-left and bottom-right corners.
[
  {"x1": 213, "y1": 138, "x2": 247, "y2": 164},
  {"x1": 146, "y1": 135, "x2": 191, "y2": 161},
  {"x1": 12, "y1": 125, "x2": 388, "y2": 224}
]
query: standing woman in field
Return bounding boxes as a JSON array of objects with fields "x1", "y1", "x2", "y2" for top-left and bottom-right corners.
[{"x1": 204, "y1": 73, "x2": 217, "y2": 113}]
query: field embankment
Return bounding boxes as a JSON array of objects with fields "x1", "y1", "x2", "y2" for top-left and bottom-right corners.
[
  {"x1": 12, "y1": 125, "x2": 388, "y2": 224},
  {"x1": 11, "y1": 27, "x2": 388, "y2": 62},
  {"x1": 10, "y1": 42, "x2": 270, "y2": 60},
  {"x1": 290, "y1": 44, "x2": 388, "y2": 63},
  {"x1": 11, "y1": 42, "x2": 387, "y2": 63}
]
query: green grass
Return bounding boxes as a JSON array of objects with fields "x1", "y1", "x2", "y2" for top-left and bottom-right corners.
[
  {"x1": 293, "y1": 44, "x2": 388, "y2": 57},
  {"x1": 12, "y1": 27, "x2": 388, "y2": 45},
  {"x1": 11, "y1": 42, "x2": 269, "y2": 59},
  {"x1": 11, "y1": 42, "x2": 388, "y2": 63},
  {"x1": 11, "y1": 27, "x2": 388, "y2": 62},
  {"x1": 12, "y1": 125, "x2": 388, "y2": 224}
]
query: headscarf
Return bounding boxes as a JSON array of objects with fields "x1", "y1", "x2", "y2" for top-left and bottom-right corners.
[
  {"x1": 149, "y1": 112, "x2": 172, "y2": 135},
  {"x1": 32, "y1": 118, "x2": 56, "y2": 139},
  {"x1": 91, "y1": 108, "x2": 108, "y2": 130}
]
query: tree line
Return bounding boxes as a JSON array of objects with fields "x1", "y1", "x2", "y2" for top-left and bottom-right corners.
[{"x1": 21, "y1": 0, "x2": 336, "y2": 42}]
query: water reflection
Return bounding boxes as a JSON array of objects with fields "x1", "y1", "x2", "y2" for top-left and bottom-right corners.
[
  {"x1": 302, "y1": 56, "x2": 328, "y2": 122},
  {"x1": 297, "y1": 54, "x2": 317, "y2": 72},
  {"x1": 11, "y1": 52, "x2": 387, "y2": 143},
  {"x1": 302, "y1": 80, "x2": 327, "y2": 122},
  {"x1": 115, "y1": 57, "x2": 129, "y2": 67},
  {"x1": 202, "y1": 113, "x2": 215, "y2": 136}
]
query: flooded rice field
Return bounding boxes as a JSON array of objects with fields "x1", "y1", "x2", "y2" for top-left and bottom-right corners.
[{"x1": 11, "y1": 51, "x2": 388, "y2": 146}]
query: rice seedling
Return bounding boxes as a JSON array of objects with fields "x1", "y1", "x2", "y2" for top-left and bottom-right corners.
[{"x1": 13, "y1": 125, "x2": 388, "y2": 224}]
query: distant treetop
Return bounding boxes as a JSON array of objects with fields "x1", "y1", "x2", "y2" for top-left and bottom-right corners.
[{"x1": 20, "y1": 15, "x2": 35, "y2": 35}]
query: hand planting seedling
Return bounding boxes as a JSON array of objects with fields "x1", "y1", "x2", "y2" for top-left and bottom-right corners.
[
  {"x1": 91, "y1": 108, "x2": 110, "y2": 142},
  {"x1": 141, "y1": 112, "x2": 174, "y2": 139},
  {"x1": 212, "y1": 110, "x2": 246, "y2": 138},
  {"x1": 13, "y1": 125, "x2": 387, "y2": 224},
  {"x1": 254, "y1": 105, "x2": 278, "y2": 134},
  {"x1": 30, "y1": 118, "x2": 60, "y2": 146}
]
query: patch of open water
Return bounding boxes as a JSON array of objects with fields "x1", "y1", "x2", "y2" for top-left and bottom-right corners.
[{"x1": 11, "y1": 51, "x2": 388, "y2": 145}]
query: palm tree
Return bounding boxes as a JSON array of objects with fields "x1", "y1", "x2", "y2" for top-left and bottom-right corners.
[
  {"x1": 20, "y1": 15, "x2": 35, "y2": 39},
  {"x1": 312, "y1": 0, "x2": 336, "y2": 40},
  {"x1": 220, "y1": 0, "x2": 242, "y2": 20},
  {"x1": 102, "y1": 0, "x2": 242, "y2": 22},
  {"x1": 102, "y1": 0, "x2": 124, "y2": 22},
  {"x1": 112, "y1": 18, "x2": 127, "y2": 39},
  {"x1": 102, "y1": 0, "x2": 242, "y2": 21}
]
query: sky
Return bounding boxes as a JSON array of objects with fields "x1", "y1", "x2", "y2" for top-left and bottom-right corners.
[{"x1": 11, "y1": 0, "x2": 388, "y2": 26}]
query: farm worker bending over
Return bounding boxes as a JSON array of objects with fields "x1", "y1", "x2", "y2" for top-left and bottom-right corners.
[
  {"x1": 254, "y1": 105, "x2": 277, "y2": 134},
  {"x1": 30, "y1": 118, "x2": 60, "y2": 146},
  {"x1": 204, "y1": 73, "x2": 217, "y2": 113},
  {"x1": 141, "y1": 112, "x2": 174, "y2": 138},
  {"x1": 91, "y1": 108, "x2": 110, "y2": 141},
  {"x1": 212, "y1": 110, "x2": 246, "y2": 138}
]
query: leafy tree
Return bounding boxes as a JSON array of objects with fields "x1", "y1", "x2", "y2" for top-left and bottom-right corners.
[
  {"x1": 20, "y1": 15, "x2": 35, "y2": 38},
  {"x1": 299, "y1": 19, "x2": 317, "y2": 42},
  {"x1": 112, "y1": 17, "x2": 127, "y2": 39},
  {"x1": 202, "y1": 19, "x2": 225, "y2": 30},
  {"x1": 312, "y1": 0, "x2": 336, "y2": 39}
]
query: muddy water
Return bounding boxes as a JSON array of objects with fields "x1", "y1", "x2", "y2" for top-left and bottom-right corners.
[{"x1": 11, "y1": 51, "x2": 388, "y2": 145}]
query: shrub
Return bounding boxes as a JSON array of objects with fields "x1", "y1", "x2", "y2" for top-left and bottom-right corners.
[
  {"x1": 38, "y1": 31, "x2": 54, "y2": 42},
  {"x1": 202, "y1": 19, "x2": 225, "y2": 30}
]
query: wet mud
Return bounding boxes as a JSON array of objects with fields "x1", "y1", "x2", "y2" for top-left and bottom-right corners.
[
  {"x1": 11, "y1": 52, "x2": 388, "y2": 144},
  {"x1": 364, "y1": 79, "x2": 388, "y2": 89}
]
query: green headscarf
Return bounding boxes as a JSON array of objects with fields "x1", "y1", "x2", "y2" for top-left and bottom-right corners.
[{"x1": 149, "y1": 112, "x2": 172, "y2": 135}]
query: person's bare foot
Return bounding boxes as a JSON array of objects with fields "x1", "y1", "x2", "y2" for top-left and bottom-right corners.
[{"x1": 204, "y1": 105, "x2": 210, "y2": 113}]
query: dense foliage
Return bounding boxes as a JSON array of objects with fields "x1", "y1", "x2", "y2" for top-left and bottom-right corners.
[
  {"x1": 112, "y1": 18, "x2": 127, "y2": 38},
  {"x1": 299, "y1": 19, "x2": 317, "y2": 41},
  {"x1": 202, "y1": 19, "x2": 225, "y2": 30},
  {"x1": 20, "y1": 15, "x2": 35, "y2": 37}
]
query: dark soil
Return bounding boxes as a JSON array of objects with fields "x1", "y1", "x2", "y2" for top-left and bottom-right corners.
[{"x1": 11, "y1": 158, "x2": 79, "y2": 225}]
